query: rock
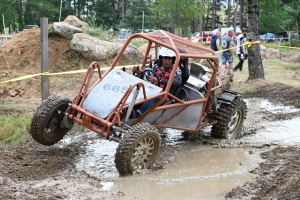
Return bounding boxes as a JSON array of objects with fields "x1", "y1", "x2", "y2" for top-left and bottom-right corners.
[
  {"x1": 268, "y1": 48, "x2": 280, "y2": 60},
  {"x1": 260, "y1": 45, "x2": 270, "y2": 60},
  {"x1": 70, "y1": 33, "x2": 144, "y2": 64},
  {"x1": 70, "y1": 33, "x2": 117, "y2": 61},
  {"x1": 53, "y1": 22, "x2": 84, "y2": 37},
  {"x1": 52, "y1": 15, "x2": 88, "y2": 37},
  {"x1": 8, "y1": 90, "x2": 18, "y2": 97},
  {"x1": 115, "y1": 41, "x2": 144, "y2": 64},
  {"x1": 63, "y1": 15, "x2": 88, "y2": 31}
]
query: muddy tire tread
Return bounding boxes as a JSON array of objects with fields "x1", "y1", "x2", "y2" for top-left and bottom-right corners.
[
  {"x1": 30, "y1": 95, "x2": 72, "y2": 146},
  {"x1": 115, "y1": 123, "x2": 161, "y2": 176}
]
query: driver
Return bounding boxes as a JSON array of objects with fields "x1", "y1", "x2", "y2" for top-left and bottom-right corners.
[{"x1": 132, "y1": 47, "x2": 182, "y2": 115}]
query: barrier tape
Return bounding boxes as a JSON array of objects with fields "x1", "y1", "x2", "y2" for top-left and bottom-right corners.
[
  {"x1": 0, "y1": 64, "x2": 137, "y2": 84},
  {"x1": 0, "y1": 40, "x2": 297, "y2": 84},
  {"x1": 214, "y1": 41, "x2": 260, "y2": 54},
  {"x1": 261, "y1": 43, "x2": 300, "y2": 50}
]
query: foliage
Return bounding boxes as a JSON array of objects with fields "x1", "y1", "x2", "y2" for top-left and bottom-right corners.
[
  {"x1": 124, "y1": 0, "x2": 156, "y2": 33},
  {"x1": 258, "y1": 0, "x2": 286, "y2": 34},
  {"x1": 0, "y1": 113, "x2": 31, "y2": 146},
  {"x1": 150, "y1": 0, "x2": 206, "y2": 35},
  {"x1": 282, "y1": 0, "x2": 300, "y2": 32},
  {"x1": 0, "y1": 0, "x2": 299, "y2": 40},
  {"x1": 93, "y1": 0, "x2": 118, "y2": 30}
]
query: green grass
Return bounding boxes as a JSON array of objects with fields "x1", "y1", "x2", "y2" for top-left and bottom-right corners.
[
  {"x1": 232, "y1": 57, "x2": 300, "y2": 94},
  {"x1": 0, "y1": 113, "x2": 31, "y2": 146},
  {"x1": 0, "y1": 102, "x2": 18, "y2": 109},
  {"x1": 130, "y1": 38, "x2": 148, "y2": 48}
]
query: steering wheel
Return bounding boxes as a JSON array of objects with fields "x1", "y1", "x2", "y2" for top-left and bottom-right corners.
[{"x1": 139, "y1": 69, "x2": 161, "y2": 86}]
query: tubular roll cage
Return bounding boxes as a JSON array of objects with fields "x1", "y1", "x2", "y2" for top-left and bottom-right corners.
[{"x1": 67, "y1": 30, "x2": 222, "y2": 138}]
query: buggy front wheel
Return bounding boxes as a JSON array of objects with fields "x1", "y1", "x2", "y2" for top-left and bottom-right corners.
[
  {"x1": 30, "y1": 95, "x2": 73, "y2": 145},
  {"x1": 115, "y1": 123, "x2": 161, "y2": 176}
]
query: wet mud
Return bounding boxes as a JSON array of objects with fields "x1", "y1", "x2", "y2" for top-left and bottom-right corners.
[{"x1": 0, "y1": 83, "x2": 300, "y2": 199}]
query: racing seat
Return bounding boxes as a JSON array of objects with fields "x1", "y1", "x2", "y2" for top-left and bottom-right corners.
[{"x1": 171, "y1": 58, "x2": 190, "y2": 101}]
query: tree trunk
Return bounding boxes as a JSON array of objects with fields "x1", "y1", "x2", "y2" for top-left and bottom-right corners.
[
  {"x1": 211, "y1": 0, "x2": 216, "y2": 29},
  {"x1": 247, "y1": 0, "x2": 264, "y2": 80},
  {"x1": 111, "y1": 0, "x2": 115, "y2": 13},
  {"x1": 233, "y1": 0, "x2": 239, "y2": 32},
  {"x1": 227, "y1": 0, "x2": 231, "y2": 27},
  {"x1": 240, "y1": 0, "x2": 244, "y2": 28},
  {"x1": 15, "y1": 0, "x2": 23, "y2": 30}
]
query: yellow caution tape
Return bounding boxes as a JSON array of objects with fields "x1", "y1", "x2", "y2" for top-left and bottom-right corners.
[
  {"x1": 0, "y1": 64, "x2": 137, "y2": 84},
  {"x1": 0, "y1": 40, "x2": 297, "y2": 84},
  {"x1": 261, "y1": 43, "x2": 300, "y2": 50}
]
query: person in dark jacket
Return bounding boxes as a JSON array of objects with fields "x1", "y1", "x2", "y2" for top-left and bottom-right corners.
[{"x1": 210, "y1": 31, "x2": 221, "y2": 52}]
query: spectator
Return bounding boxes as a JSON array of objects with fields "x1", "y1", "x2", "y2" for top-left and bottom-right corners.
[
  {"x1": 210, "y1": 31, "x2": 221, "y2": 52},
  {"x1": 220, "y1": 30, "x2": 235, "y2": 77},
  {"x1": 233, "y1": 28, "x2": 248, "y2": 71}
]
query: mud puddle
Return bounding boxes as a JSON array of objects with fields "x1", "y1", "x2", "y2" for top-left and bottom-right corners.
[
  {"x1": 71, "y1": 129, "x2": 265, "y2": 199},
  {"x1": 242, "y1": 117, "x2": 300, "y2": 146},
  {"x1": 67, "y1": 97, "x2": 300, "y2": 199},
  {"x1": 242, "y1": 98, "x2": 300, "y2": 146}
]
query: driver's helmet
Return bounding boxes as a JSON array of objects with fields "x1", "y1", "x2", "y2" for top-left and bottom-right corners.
[
  {"x1": 241, "y1": 53, "x2": 248, "y2": 60},
  {"x1": 159, "y1": 47, "x2": 176, "y2": 64}
]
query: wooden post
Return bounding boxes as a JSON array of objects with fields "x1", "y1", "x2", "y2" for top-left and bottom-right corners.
[{"x1": 40, "y1": 17, "x2": 49, "y2": 100}]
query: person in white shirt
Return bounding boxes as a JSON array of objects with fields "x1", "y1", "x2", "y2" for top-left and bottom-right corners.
[{"x1": 233, "y1": 28, "x2": 247, "y2": 71}]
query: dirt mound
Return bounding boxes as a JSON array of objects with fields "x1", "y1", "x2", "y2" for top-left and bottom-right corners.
[
  {"x1": 0, "y1": 28, "x2": 95, "y2": 100},
  {"x1": 0, "y1": 28, "x2": 91, "y2": 73},
  {"x1": 245, "y1": 82, "x2": 300, "y2": 108}
]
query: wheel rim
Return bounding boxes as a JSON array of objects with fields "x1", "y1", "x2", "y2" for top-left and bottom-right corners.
[
  {"x1": 46, "y1": 108, "x2": 65, "y2": 135},
  {"x1": 227, "y1": 110, "x2": 242, "y2": 137},
  {"x1": 131, "y1": 136, "x2": 157, "y2": 170}
]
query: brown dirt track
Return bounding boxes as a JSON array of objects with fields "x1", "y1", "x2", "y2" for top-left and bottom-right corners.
[{"x1": 0, "y1": 28, "x2": 300, "y2": 199}]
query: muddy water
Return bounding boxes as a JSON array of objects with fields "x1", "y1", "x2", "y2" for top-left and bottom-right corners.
[
  {"x1": 243, "y1": 98, "x2": 300, "y2": 146},
  {"x1": 242, "y1": 117, "x2": 300, "y2": 146},
  {"x1": 71, "y1": 98, "x2": 300, "y2": 199},
  {"x1": 74, "y1": 130, "x2": 264, "y2": 199}
]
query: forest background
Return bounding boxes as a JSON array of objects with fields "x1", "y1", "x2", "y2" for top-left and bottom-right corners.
[{"x1": 0, "y1": 0, "x2": 299, "y2": 40}]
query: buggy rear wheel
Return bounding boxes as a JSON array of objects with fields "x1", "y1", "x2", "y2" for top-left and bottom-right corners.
[
  {"x1": 115, "y1": 123, "x2": 161, "y2": 176},
  {"x1": 211, "y1": 97, "x2": 247, "y2": 139},
  {"x1": 30, "y1": 95, "x2": 73, "y2": 145}
]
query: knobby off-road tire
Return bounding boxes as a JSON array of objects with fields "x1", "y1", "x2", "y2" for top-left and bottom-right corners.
[
  {"x1": 211, "y1": 97, "x2": 247, "y2": 139},
  {"x1": 30, "y1": 95, "x2": 73, "y2": 146},
  {"x1": 115, "y1": 123, "x2": 161, "y2": 176}
]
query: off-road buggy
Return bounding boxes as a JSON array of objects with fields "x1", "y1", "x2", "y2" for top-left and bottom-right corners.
[{"x1": 30, "y1": 30, "x2": 247, "y2": 176}]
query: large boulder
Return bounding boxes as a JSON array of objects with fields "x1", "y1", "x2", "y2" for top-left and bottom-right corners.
[
  {"x1": 260, "y1": 45, "x2": 270, "y2": 60},
  {"x1": 268, "y1": 48, "x2": 280, "y2": 60},
  {"x1": 64, "y1": 15, "x2": 88, "y2": 31},
  {"x1": 70, "y1": 33, "x2": 116, "y2": 60},
  {"x1": 70, "y1": 33, "x2": 143, "y2": 64},
  {"x1": 53, "y1": 15, "x2": 88, "y2": 37},
  {"x1": 115, "y1": 41, "x2": 144, "y2": 64},
  {"x1": 53, "y1": 22, "x2": 84, "y2": 37}
]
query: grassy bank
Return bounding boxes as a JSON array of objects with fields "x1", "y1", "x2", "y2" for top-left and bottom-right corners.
[
  {"x1": 0, "y1": 113, "x2": 31, "y2": 147},
  {"x1": 231, "y1": 54, "x2": 300, "y2": 94}
]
